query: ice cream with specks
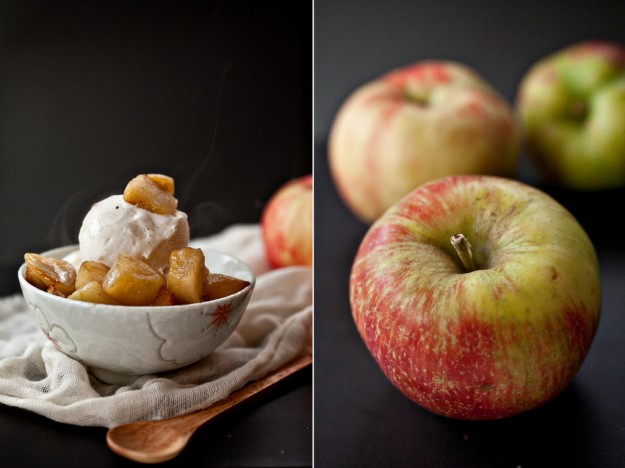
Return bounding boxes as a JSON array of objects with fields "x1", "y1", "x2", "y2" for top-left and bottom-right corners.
[{"x1": 64, "y1": 194, "x2": 189, "y2": 272}]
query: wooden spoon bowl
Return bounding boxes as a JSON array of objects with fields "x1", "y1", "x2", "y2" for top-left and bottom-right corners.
[{"x1": 106, "y1": 355, "x2": 312, "y2": 463}]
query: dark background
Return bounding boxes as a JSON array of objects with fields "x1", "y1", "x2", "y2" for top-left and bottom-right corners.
[
  {"x1": 314, "y1": 1, "x2": 625, "y2": 467},
  {"x1": 0, "y1": 0, "x2": 312, "y2": 296},
  {"x1": 0, "y1": 2, "x2": 312, "y2": 466}
]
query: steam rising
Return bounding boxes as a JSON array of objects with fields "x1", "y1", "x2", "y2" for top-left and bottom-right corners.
[
  {"x1": 45, "y1": 187, "x2": 116, "y2": 248},
  {"x1": 46, "y1": 60, "x2": 254, "y2": 247},
  {"x1": 176, "y1": 61, "x2": 231, "y2": 233}
]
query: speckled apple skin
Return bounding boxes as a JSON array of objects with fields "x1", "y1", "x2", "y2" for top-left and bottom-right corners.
[
  {"x1": 329, "y1": 61, "x2": 520, "y2": 223},
  {"x1": 350, "y1": 175, "x2": 601, "y2": 420},
  {"x1": 261, "y1": 175, "x2": 313, "y2": 268}
]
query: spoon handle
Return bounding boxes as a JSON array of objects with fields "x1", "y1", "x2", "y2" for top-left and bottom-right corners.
[
  {"x1": 106, "y1": 354, "x2": 312, "y2": 461},
  {"x1": 170, "y1": 354, "x2": 313, "y2": 433}
]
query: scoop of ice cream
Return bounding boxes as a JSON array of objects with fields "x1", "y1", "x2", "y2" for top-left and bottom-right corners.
[{"x1": 66, "y1": 194, "x2": 189, "y2": 272}]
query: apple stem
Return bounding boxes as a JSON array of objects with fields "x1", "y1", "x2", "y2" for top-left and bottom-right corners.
[
  {"x1": 569, "y1": 100, "x2": 587, "y2": 120},
  {"x1": 450, "y1": 234, "x2": 476, "y2": 272},
  {"x1": 405, "y1": 92, "x2": 428, "y2": 107}
]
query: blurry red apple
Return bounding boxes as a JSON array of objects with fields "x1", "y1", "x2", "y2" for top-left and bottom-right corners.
[
  {"x1": 350, "y1": 175, "x2": 601, "y2": 419},
  {"x1": 329, "y1": 61, "x2": 520, "y2": 223},
  {"x1": 261, "y1": 175, "x2": 312, "y2": 268}
]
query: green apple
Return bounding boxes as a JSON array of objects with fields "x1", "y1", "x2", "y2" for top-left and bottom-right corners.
[
  {"x1": 350, "y1": 175, "x2": 601, "y2": 419},
  {"x1": 517, "y1": 40, "x2": 625, "y2": 189},
  {"x1": 329, "y1": 60, "x2": 520, "y2": 224}
]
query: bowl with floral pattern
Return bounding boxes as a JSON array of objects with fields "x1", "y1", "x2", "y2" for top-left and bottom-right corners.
[{"x1": 18, "y1": 245, "x2": 255, "y2": 383}]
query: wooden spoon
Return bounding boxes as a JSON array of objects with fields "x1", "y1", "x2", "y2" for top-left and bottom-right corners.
[{"x1": 106, "y1": 354, "x2": 312, "y2": 464}]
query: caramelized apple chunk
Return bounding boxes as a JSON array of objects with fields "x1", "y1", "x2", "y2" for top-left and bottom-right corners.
[
  {"x1": 75, "y1": 261, "x2": 110, "y2": 290},
  {"x1": 202, "y1": 273, "x2": 250, "y2": 301},
  {"x1": 68, "y1": 281, "x2": 121, "y2": 305},
  {"x1": 151, "y1": 286, "x2": 176, "y2": 306},
  {"x1": 167, "y1": 247, "x2": 208, "y2": 304},
  {"x1": 47, "y1": 284, "x2": 68, "y2": 298},
  {"x1": 102, "y1": 255, "x2": 165, "y2": 306},
  {"x1": 123, "y1": 174, "x2": 178, "y2": 215},
  {"x1": 146, "y1": 173, "x2": 175, "y2": 195},
  {"x1": 24, "y1": 253, "x2": 76, "y2": 296}
]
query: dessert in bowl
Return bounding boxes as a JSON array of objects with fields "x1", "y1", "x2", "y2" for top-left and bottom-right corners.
[
  {"x1": 17, "y1": 174, "x2": 254, "y2": 382},
  {"x1": 18, "y1": 245, "x2": 254, "y2": 380}
]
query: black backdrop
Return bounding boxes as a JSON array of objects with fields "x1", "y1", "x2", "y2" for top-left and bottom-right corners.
[
  {"x1": 6, "y1": 0, "x2": 625, "y2": 465},
  {"x1": 314, "y1": 1, "x2": 625, "y2": 466},
  {"x1": 0, "y1": 1, "x2": 312, "y2": 296},
  {"x1": 0, "y1": 4, "x2": 312, "y2": 466}
]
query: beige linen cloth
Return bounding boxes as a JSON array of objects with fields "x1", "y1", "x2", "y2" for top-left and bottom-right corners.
[{"x1": 0, "y1": 224, "x2": 312, "y2": 428}]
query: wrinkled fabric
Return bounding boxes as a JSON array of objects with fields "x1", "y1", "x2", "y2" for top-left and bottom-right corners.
[{"x1": 0, "y1": 224, "x2": 312, "y2": 428}]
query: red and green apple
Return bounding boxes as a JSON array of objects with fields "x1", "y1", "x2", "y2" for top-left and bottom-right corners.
[
  {"x1": 261, "y1": 175, "x2": 313, "y2": 268},
  {"x1": 329, "y1": 61, "x2": 520, "y2": 223},
  {"x1": 517, "y1": 40, "x2": 625, "y2": 189},
  {"x1": 350, "y1": 175, "x2": 601, "y2": 419}
]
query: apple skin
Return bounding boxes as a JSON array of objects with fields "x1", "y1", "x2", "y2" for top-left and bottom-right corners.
[
  {"x1": 261, "y1": 175, "x2": 312, "y2": 268},
  {"x1": 329, "y1": 61, "x2": 520, "y2": 224},
  {"x1": 350, "y1": 175, "x2": 601, "y2": 420},
  {"x1": 517, "y1": 40, "x2": 625, "y2": 189}
]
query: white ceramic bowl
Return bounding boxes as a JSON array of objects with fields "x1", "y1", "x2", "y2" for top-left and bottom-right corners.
[{"x1": 18, "y1": 245, "x2": 255, "y2": 383}]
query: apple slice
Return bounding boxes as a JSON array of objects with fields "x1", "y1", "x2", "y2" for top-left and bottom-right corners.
[
  {"x1": 167, "y1": 247, "x2": 208, "y2": 304},
  {"x1": 103, "y1": 255, "x2": 166, "y2": 306},
  {"x1": 24, "y1": 253, "x2": 76, "y2": 297},
  {"x1": 123, "y1": 174, "x2": 178, "y2": 215},
  {"x1": 202, "y1": 273, "x2": 250, "y2": 301}
]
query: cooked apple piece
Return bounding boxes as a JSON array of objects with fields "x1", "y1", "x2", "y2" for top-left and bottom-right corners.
[
  {"x1": 24, "y1": 253, "x2": 76, "y2": 296},
  {"x1": 123, "y1": 174, "x2": 177, "y2": 215},
  {"x1": 147, "y1": 173, "x2": 175, "y2": 195},
  {"x1": 47, "y1": 284, "x2": 68, "y2": 298},
  {"x1": 151, "y1": 286, "x2": 176, "y2": 306},
  {"x1": 75, "y1": 261, "x2": 110, "y2": 290},
  {"x1": 68, "y1": 281, "x2": 121, "y2": 305},
  {"x1": 202, "y1": 273, "x2": 250, "y2": 301},
  {"x1": 167, "y1": 247, "x2": 207, "y2": 304},
  {"x1": 102, "y1": 255, "x2": 165, "y2": 306}
]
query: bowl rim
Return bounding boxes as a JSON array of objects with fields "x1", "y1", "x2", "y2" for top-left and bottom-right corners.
[{"x1": 18, "y1": 244, "x2": 256, "y2": 311}]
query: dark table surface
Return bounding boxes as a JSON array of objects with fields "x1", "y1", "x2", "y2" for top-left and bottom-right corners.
[
  {"x1": 0, "y1": 365, "x2": 312, "y2": 467},
  {"x1": 313, "y1": 1, "x2": 625, "y2": 466},
  {"x1": 5, "y1": 1, "x2": 625, "y2": 466},
  {"x1": 314, "y1": 143, "x2": 625, "y2": 467},
  {"x1": 0, "y1": 2, "x2": 312, "y2": 466}
]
